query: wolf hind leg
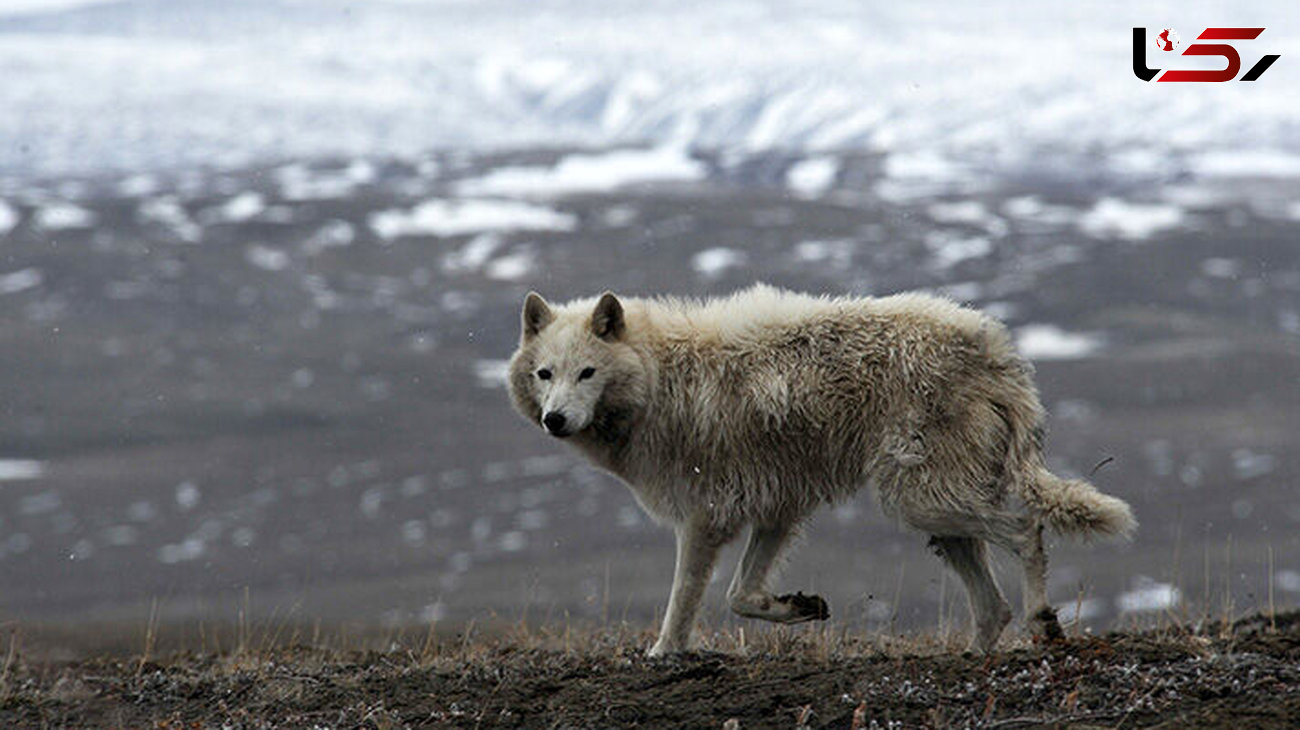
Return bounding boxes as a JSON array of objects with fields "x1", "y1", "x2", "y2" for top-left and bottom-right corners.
[
  {"x1": 965, "y1": 515, "x2": 1064, "y2": 642},
  {"x1": 1018, "y1": 522, "x2": 1064, "y2": 640},
  {"x1": 929, "y1": 536, "x2": 1012, "y2": 653},
  {"x1": 911, "y1": 508, "x2": 1062, "y2": 643},
  {"x1": 934, "y1": 512, "x2": 1064, "y2": 642},
  {"x1": 726, "y1": 521, "x2": 829, "y2": 624},
  {"x1": 648, "y1": 518, "x2": 725, "y2": 657}
]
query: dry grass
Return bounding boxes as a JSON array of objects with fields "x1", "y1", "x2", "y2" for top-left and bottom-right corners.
[{"x1": 0, "y1": 609, "x2": 1296, "y2": 729}]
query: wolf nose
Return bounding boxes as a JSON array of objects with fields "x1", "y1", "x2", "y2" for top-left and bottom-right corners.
[{"x1": 542, "y1": 411, "x2": 567, "y2": 435}]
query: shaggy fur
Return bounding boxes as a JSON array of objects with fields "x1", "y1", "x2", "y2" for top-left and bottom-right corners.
[{"x1": 507, "y1": 285, "x2": 1136, "y2": 656}]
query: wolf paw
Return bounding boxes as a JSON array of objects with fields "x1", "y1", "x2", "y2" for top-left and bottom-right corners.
[
  {"x1": 1032, "y1": 606, "x2": 1065, "y2": 641},
  {"x1": 776, "y1": 591, "x2": 830, "y2": 622}
]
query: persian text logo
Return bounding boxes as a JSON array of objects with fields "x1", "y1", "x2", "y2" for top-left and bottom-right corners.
[{"x1": 1133, "y1": 27, "x2": 1280, "y2": 82}]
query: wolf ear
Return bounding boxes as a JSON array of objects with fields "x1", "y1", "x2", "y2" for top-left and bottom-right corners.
[
  {"x1": 591, "y1": 292, "x2": 625, "y2": 341},
  {"x1": 522, "y1": 292, "x2": 553, "y2": 340}
]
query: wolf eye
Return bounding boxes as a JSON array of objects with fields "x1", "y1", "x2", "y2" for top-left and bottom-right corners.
[
  {"x1": 578, "y1": 367, "x2": 596, "y2": 381},
  {"x1": 536, "y1": 368, "x2": 552, "y2": 380}
]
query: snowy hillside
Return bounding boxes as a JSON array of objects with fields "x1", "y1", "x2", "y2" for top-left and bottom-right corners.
[{"x1": 1, "y1": 0, "x2": 1298, "y2": 179}]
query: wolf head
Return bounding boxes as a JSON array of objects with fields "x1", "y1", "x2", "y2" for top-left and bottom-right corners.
[{"x1": 507, "y1": 291, "x2": 648, "y2": 441}]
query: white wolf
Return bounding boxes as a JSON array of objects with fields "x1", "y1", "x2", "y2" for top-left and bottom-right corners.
[{"x1": 507, "y1": 285, "x2": 1135, "y2": 656}]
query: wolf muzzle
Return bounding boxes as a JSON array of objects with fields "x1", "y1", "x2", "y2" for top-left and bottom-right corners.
[{"x1": 542, "y1": 411, "x2": 569, "y2": 437}]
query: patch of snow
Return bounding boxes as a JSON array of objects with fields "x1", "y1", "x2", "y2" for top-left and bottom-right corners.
[
  {"x1": 485, "y1": 248, "x2": 536, "y2": 281},
  {"x1": 274, "y1": 163, "x2": 357, "y2": 201},
  {"x1": 1078, "y1": 198, "x2": 1183, "y2": 240},
  {"x1": 785, "y1": 156, "x2": 839, "y2": 197},
  {"x1": 302, "y1": 220, "x2": 355, "y2": 254},
  {"x1": 1276, "y1": 570, "x2": 1300, "y2": 594},
  {"x1": 231, "y1": 527, "x2": 255, "y2": 548},
  {"x1": 691, "y1": 247, "x2": 746, "y2": 278},
  {"x1": 456, "y1": 146, "x2": 706, "y2": 198},
  {"x1": 127, "y1": 500, "x2": 157, "y2": 522},
  {"x1": 499, "y1": 531, "x2": 527, "y2": 552},
  {"x1": 520, "y1": 454, "x2": 568, "y2": 477},
  {"x1": 0, "y1": 1, "x2": 117, "y2": 16},
  {"x1": 1116, "y1": 577, "x2": 1180, "y2": 613},
  {"x1": 0, "y1": 459, "x2": 44, "y2": 481},
  {"x1": 33, "y1": 202, "x2": 95, "y2": 230},
  {"x1": 345, "y1": 159, "x2": 376, "y2": 184},
  {"x1": 1190, "y1": 149, "x2": 1300, "y2": 179},
  {"x1": 417, "y1": 158, "x2": 441, "y2": 179},
  {"x1": 1015, "y1": 324, "x2": 1101, "y2": 361},
  {"x1": 401, "y1": 519, "x2": 427, "y2": 546},
  {"x1": 245, "y1": 244, "x2": 290, "y2": 271},
  {"x1": 1200, "y1": 257, "x2": 1241, "y2": 279},
  {"x1": 117, "y1": 174, "x2": 158, "y2": 197},
  {"x1": 1108, "y1": 148, "x2": 1167, "y2": 178},
  {"x1": 290, "y1": 368, "x2": 314, "y2": 389},
  {"x1": 482, "y1": 461, "x2": 511, "y2": 483},
  {"x1": 0, "y1": 268, "x2": 43, "y2": 295},
  {"x1": 69, "y1": 538, "x2": 94, "y2": 561},
  {"x1": 158, "y1": 538, "x2": 205, "y2": 565},
  {"x1": 360, "y1": 486, "x2": 385, "y2": 519},
  {"x1": 442, "y1": 233, "x2": 503, "y2": 273},
  {"x1": 473, "y1": 359, "x2": 509, "y2": 389},
  {"x1": 0, "y1": 199, "x2": 18, "y2": 235},
  {"x1": 1158, "y1": 184, "x2": 1227, "y2": 210},
  {"x1": 214, "y1": 192, "x2": 265, "y2": 223},
  {"x1": 399, "y1": 476, "x2": 428, "y2": 497},
  {"x1": 369, "y1": 199, "x2": 577, "y2": 239},
  {"x1": 137, "y1": 196, "x2": 200, "y2": 243},
  {"x1": 174, "y1": 481, "x2": 200, "y2": 511},
  {"x1": 927, "y1": 200, "x2": 1008, "y2": 237},
  {"x1": 1001, "y1": 196, "x2": 1078, "y2": 226},
  {"x1": 793, "y1": 239, "x2": 854, "y2": 267},
  {"x1": 3, "y1": 2, "x2": 1300, "y2": 184},
  {"x1": 1055, "y1": 597, "x2": 1106, "y2": 623},
  {"x1": 877, "y1": 151, "x2": 979, "y2": 202},
  {"x1": 601, "y1": 205, "x2": 637, "y2": 227},
  {"x1": 937, "y1": 281, "x2": 984, "y2": 302},
  {"x1": 102, "y1": 525, "x2": 138, "y2": 547},
  {"x1": 1231, "y1": 448, "x2": 1275, "y2": 480},
  {"x1": 924, "y1": 231, "x2": 991, "y2": 268}
]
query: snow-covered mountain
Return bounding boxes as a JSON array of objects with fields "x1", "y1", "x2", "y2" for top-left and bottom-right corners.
[{"x1": 1, "y1": 0, "x2": 1297, "y2": 180}]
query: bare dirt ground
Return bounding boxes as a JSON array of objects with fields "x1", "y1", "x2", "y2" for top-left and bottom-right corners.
[{"x1": 2, "y1": 611, "x2": 1297, "y2": 729}]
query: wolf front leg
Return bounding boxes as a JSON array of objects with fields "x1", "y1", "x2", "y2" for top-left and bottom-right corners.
[
  {"x1": 648, "y1": 519, "x2": 723, "y2": 656},
  {"x1": 727, "y1": 522, "x2": 828, "y2": 623}
]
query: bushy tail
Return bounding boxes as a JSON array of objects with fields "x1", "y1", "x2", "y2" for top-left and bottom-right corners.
[
  {"x1": 1023, "y1": 466, "x2": 1137, "y2": 539},
  {"x1": 989, "y1": 375, "x2": 1137, "y2": 539}
]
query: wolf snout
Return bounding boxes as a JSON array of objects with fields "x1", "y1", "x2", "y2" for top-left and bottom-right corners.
[{"x1": 542, "y1": 411, "x2": 569, "y2": 436}]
